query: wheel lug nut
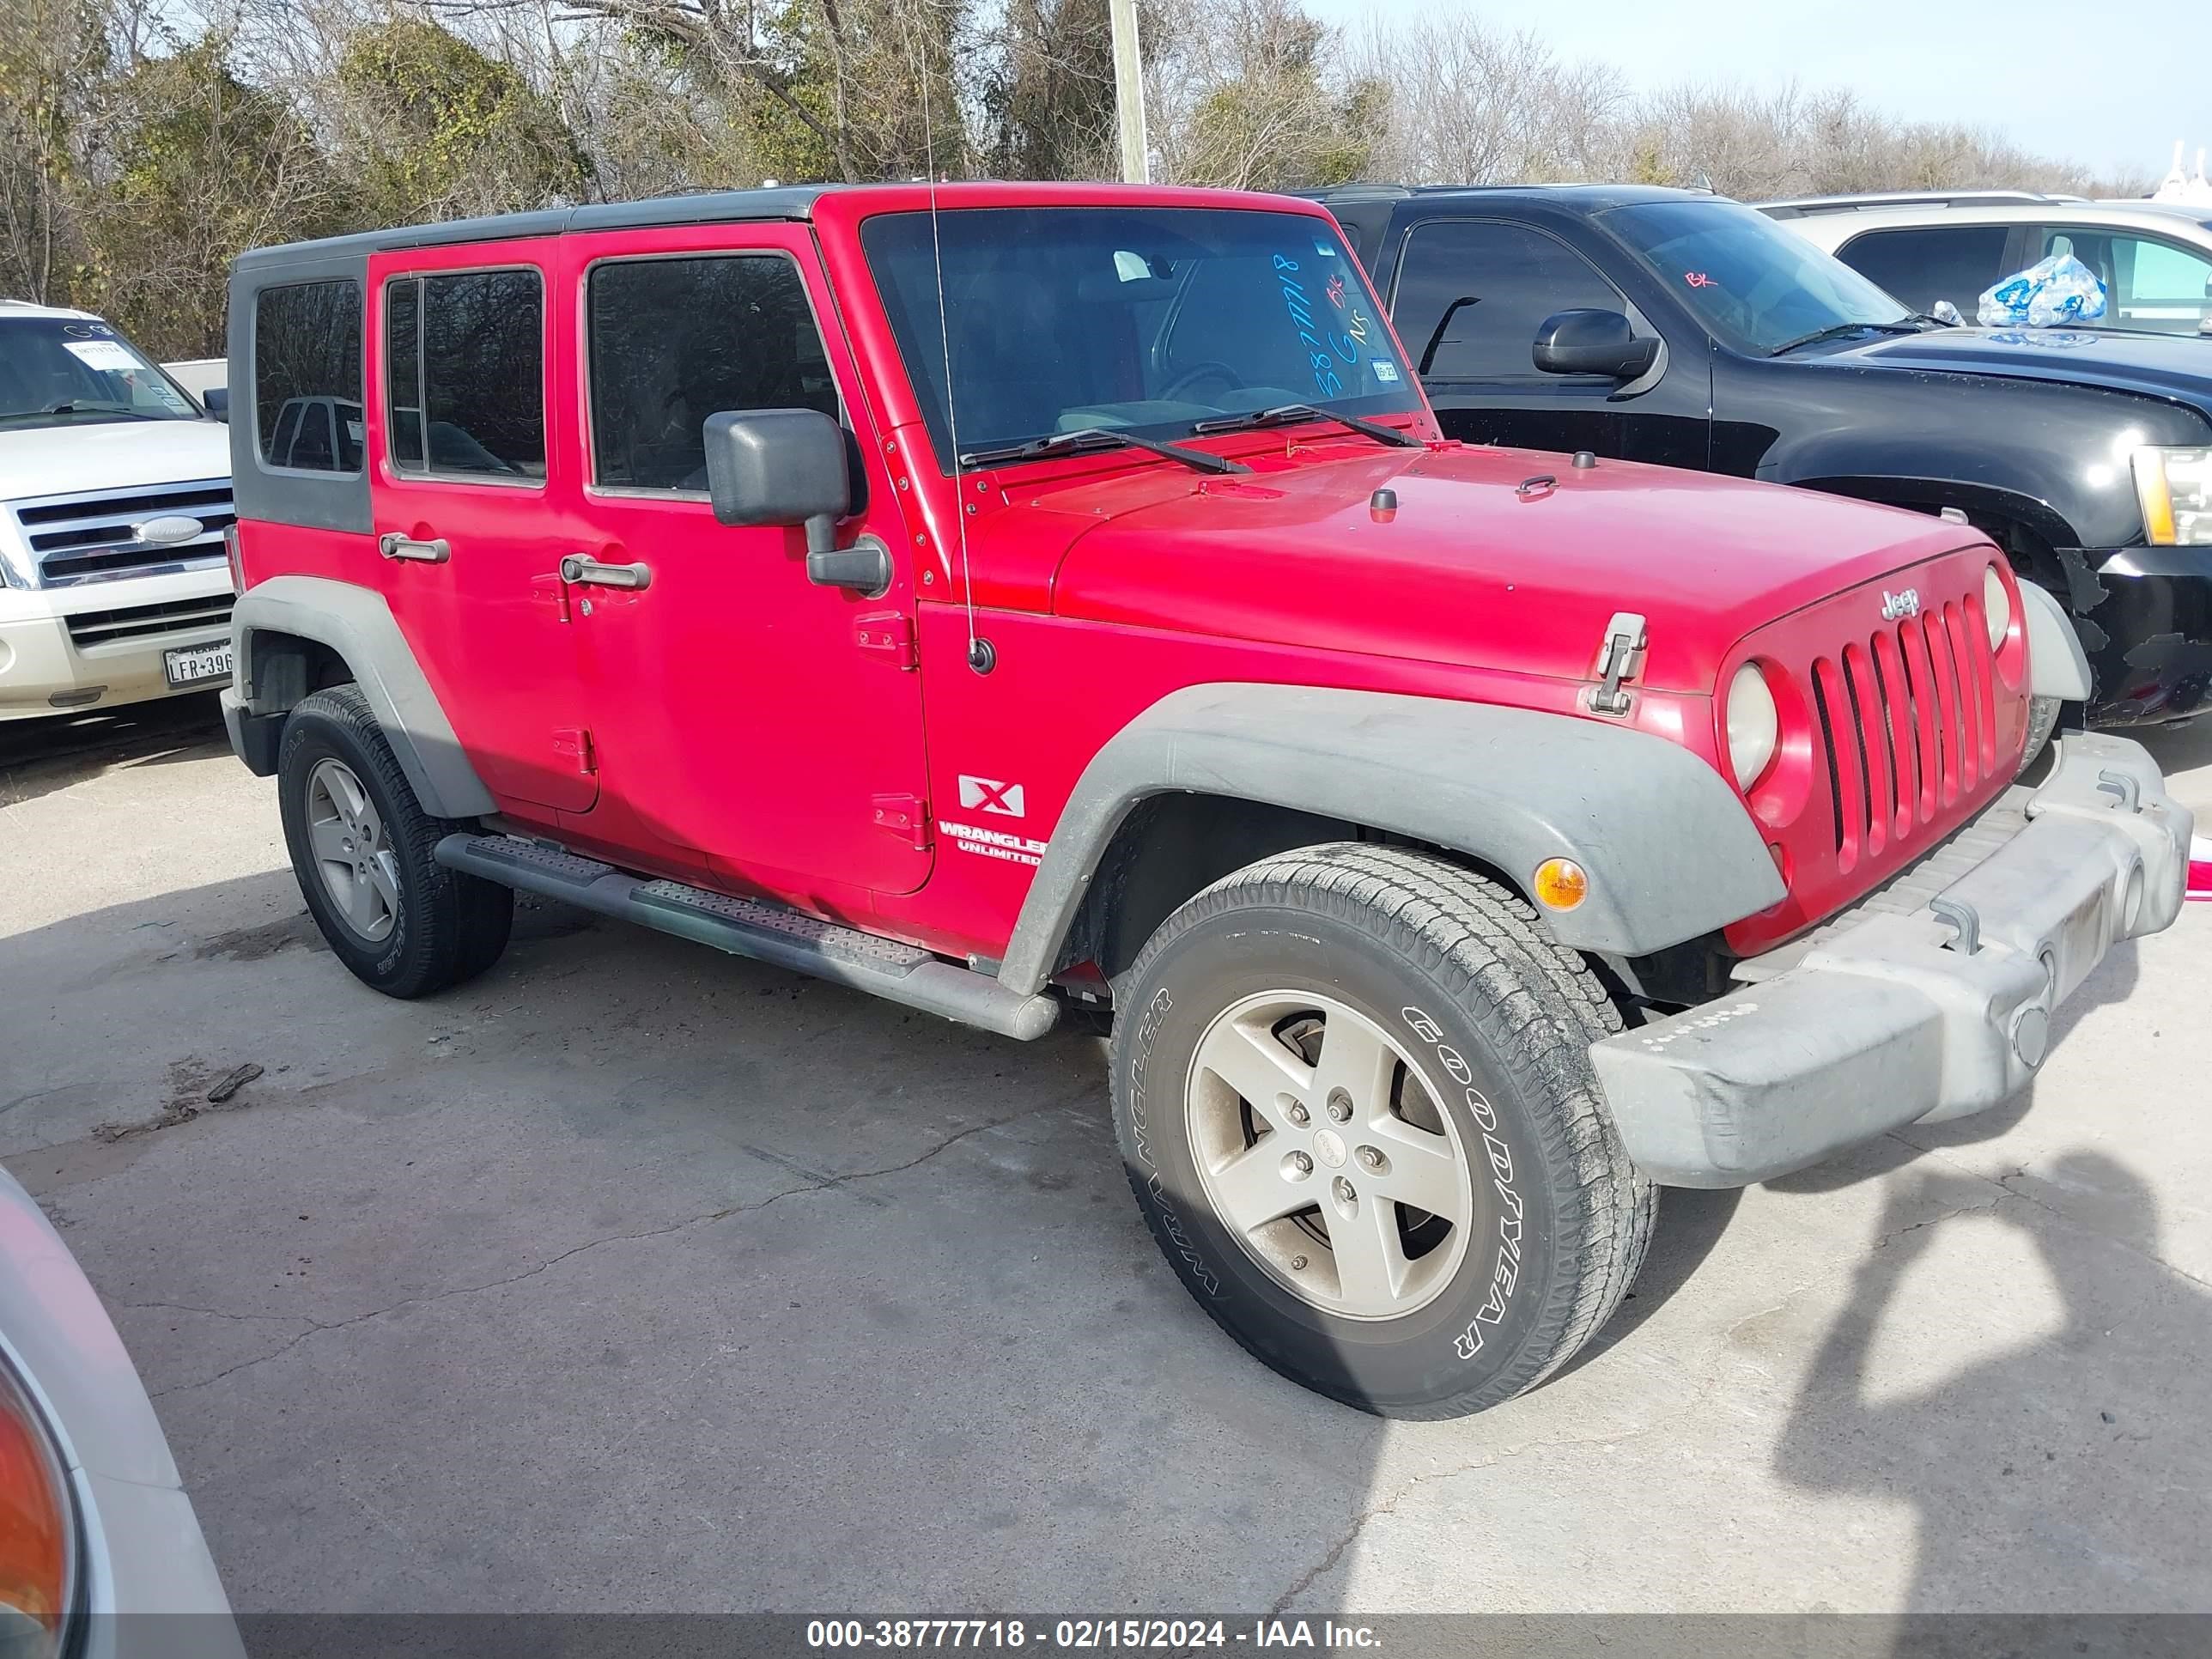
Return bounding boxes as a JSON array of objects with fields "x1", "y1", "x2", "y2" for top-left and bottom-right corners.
[
  {"x1": 1285, "y1": 1100, "x2": 1310, "y2": 1127},
  {"x1": 1286, "y1": 1151, "x2": 1314, "y2": 1177},
  {"x1": 1290, "y1": 1255, "x2": 1307, "y2": 1271},
  {"x1": 1358, "y1": 1146, "x2": 1387, "y2": 1174},
  {"x1": 1326, "y1": 1089, "x2": 1353, "y2": 1123}
]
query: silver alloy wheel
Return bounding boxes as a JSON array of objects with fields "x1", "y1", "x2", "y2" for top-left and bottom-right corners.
[
  {"x1": 305, "y1": 758, "x2": 401, "y2": 944},
  {"x1": 1184, "y1": 990, "x2": 1476, "y2": 1320}
]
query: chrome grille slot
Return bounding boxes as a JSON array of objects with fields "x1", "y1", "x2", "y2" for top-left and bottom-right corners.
[
  {"x1": 65, "y1": 594, "x2": 234, "y2": 647},
  {"x1": 8, "y1": 479, "x2": 234, "y2": 587}
]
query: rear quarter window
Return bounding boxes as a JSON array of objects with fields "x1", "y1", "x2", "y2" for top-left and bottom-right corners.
[{"x1": 254, "y1": 280, "x2": 363, "y2": 471}]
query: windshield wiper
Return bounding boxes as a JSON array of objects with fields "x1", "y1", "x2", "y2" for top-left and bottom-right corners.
[
  {"x1": 1189, "y1": 403, "x2": 1422, "y2": 448},
  {"x1": 40, "y1": 400, "x2": 160, "y2": 420},
  {"x1": 958, "y1": 427, "x2": 1248, "y2": 475},
  {"x1": 1767, "y1": 320, "x2": 1923, "y2": 357}
]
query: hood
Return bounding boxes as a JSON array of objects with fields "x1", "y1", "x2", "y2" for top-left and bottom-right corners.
[
  {"x1": 1832, "y1": 326, "x2": 2212, "y2": 424},
  {"x1": 0, "y1": 418, "x2": 229, "y2": 502},
  {"x1": 1044, "y1": 444, "x2": 1972, "y2": 692}
]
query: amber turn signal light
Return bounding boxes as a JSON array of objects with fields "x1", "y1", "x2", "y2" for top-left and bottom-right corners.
[
  {"x1": 1533, "y1": 857, "x2": 1589, "y2": 911},
  {"x1": 0, "y1": 1357, "x2": 75, "y2": 1656}
]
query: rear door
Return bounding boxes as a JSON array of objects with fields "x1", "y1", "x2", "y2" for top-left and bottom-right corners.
[
  {"x1": 369, "y1": 241, "x2": 597, "y2": 814},
  {"x1": 557, "y1": 225, "x2": 932, "y2": 897}
]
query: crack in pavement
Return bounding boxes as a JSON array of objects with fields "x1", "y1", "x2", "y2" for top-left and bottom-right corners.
[
  {"x1": 145, "y1": 1102, "x2": 1063, "y2": 1401},
  {"x1": 1906, "y1": 1136, "x2": 2212, "y2": 1291}
]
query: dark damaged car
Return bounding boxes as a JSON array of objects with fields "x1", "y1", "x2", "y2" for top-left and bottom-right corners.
[{"x1": 1310, "y1": 185, "x2": 2212, "y2": 728}]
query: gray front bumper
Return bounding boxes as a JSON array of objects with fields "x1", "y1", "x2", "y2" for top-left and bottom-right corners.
[{"x1": 1590, "y1": 733, "x2": 2191, "y2": 1188}]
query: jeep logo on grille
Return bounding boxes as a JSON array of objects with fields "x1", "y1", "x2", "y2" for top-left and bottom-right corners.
[{"x1": 1881, "y1": 587, "x2": 1922, "y2": 621}]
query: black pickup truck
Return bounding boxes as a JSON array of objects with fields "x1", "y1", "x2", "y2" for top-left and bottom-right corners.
[{"x1": 1308, "y1": 184, "x2": 2212, "y2": 727}]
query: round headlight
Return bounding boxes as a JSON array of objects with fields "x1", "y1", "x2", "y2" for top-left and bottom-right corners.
[
  {"x1": 1727, "y1": 661, "x2": 1779, "y2": 789},
  {"x1": 1983, "y1": 563, "x2": 2011, "y2": 648}
]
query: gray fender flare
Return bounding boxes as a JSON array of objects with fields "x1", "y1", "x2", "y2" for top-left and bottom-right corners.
[
  {"x1": 229, "y1": 574, "x2": 496, "y2": 818},
  {"x1": 996, "y1": 684, "x2": 1785, "y2": 994},
  {"x1": 2018, "y1": 579, "x2": 2091, "y2": 702}
]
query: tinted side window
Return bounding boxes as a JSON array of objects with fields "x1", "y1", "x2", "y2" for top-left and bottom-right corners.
[
  {"x1": 1391, "y1": 221, "x2": 1624, "y2": 381},
  {"x1": 587, "y1": 255, "x2": 837, "y2": 492},
  {"x1": 254, "y1": 280, "x2": 362, "y2": 470},
  {"x1": 1836, "y1": 227, "x2": 2011, "y2": 314},
  {"x1": 386, "y1": 269, "x2": 544, "y2": 478}
]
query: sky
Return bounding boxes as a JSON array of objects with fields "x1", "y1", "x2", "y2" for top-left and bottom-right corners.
[{"x1": 1301, "y1": 0, "x2": 2209, "y2": 183}]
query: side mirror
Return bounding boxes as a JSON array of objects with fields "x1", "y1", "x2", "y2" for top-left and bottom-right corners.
[
  {"x1": 702, "y1": 407, "x2": 850, "y2": 544},
  {"x1": 1533, "y1": 310, "x2": 1659, "y2": 380},
  {"x1": 702, "y1": 407, "x2": 887, "y2": 593},
  {"x1": 202, "y1": 386, "x2": 228, "y2": 422}
]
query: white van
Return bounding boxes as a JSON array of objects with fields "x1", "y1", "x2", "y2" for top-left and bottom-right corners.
[{"x1": 0, "y1": 302, "x2": 234, "y2": 721}]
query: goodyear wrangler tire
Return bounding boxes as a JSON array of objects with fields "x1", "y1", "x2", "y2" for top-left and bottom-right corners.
[
  {"x1": 278, "y1": 685, "x2": 513, "y2": 1000},
  {"x1": 1108, "y1": 843, "x2": 1655, "y2": 1419}
]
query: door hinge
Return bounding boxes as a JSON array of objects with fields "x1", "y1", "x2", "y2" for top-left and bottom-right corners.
[
  {"x1": 552, "y1": 727, "x2": 596, "y2": 775},
  {"x1": 872, "y1": 793, "x2": 932, "y2": 849},
  {"x1": 854, "y1": 611, "x2": 917, "y2": 669}
]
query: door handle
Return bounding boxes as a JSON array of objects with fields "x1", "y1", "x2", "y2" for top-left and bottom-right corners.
[
  {"x1": 379, "y1": 532, "x2": 450, "y2": 563},
  {"x1": 560, "y1": 555, "x2": 651, "y2": 591}
]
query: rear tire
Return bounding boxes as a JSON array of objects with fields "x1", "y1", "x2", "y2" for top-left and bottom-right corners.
[
  {"x1": 278, "y1": 684, "x2": 512, "y2": 999},
  {"x1": 1109, "y1": 843, "x2": 1655, "y2": 1419}
]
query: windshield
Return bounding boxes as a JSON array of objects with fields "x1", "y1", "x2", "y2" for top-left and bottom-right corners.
[
  {"x1": 0, "y1": 316, "x2": 202, "y2": 429},
  {"x1": 861, "y1": 207, "x2": 1420, "y2": 469},
  {"x1": 1597, "y1": 198, "x2": 1916, "y2": 355}
]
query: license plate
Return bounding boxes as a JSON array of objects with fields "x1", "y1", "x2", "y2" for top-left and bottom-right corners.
[{"x1": 163, "y1": 640, "x2": 233, "y2": 688}]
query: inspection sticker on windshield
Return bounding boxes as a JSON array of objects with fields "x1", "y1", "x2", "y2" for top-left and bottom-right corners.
[
  {"x1": 1373, "y1": 361, "x2": 1401, "y2": 383},
  {"x1": 1315, "y1": 240, "x2": 1336, "y2": 256},
  {"x1": 64, "y1": 339, "x2": 137, "y2": 371}
]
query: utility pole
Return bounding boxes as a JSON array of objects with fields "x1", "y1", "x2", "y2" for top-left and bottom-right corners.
[{"x1": 1109, "y1": 0, "x2": 1149, "y2": 185}]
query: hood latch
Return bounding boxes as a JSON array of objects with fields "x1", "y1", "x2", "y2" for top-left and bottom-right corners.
[{"x1": 1587, "y1": 612, "x2": 1649, "y2": 715}]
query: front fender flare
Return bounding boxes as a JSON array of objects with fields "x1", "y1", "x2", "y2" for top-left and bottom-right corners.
[
  {"x1": 997, "y1": 684, "x2": 1784, "y2": 994},
  {"x1": 228, "y1": 574, "x2": 496, "y2": 819}
]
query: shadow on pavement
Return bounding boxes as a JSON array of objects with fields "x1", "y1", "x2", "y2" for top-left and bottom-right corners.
[{"x1": 0, "y1": 691, "x2": 228, "y2": 809}]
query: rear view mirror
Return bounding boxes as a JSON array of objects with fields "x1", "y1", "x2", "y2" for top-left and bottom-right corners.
[
  {"x1": 702, "y1": 408, "x2": 851, "y2": 554},
  {"x1": 1533, "y1": 310, "x2": 1659, "y2": 380},
  {"x1": 202, "y1": 386, "x2": 229, "y2": 422}
]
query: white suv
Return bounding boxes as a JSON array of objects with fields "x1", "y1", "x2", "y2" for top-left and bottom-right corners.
[
  {"x1": 1760, "y1": 191, "x2": 2212, "y2": 338},
  {"x1": 0, "y1": 302, "x2": 234, "y2": 722}
]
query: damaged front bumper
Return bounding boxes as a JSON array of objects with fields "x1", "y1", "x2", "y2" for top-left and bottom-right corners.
[
  {"x1": 2063, "y1": 544, "x2": 2212, "y2": 726},
  {"x1": 1589, "y1": 732, "x2": 2191, "y2": 1188}
]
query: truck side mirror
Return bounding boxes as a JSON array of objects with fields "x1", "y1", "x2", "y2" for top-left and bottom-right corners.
[
  {"x1": 702, "y1": 408, "x2": 851, "y2": 550},
  {"x1": 702, "y1": 406, "x2": 887, "y2": 594},
  {"x1": 202, "y1": 386, "x2": 229, "y2": 422},
  {"x1": 1533, "y1": 310, "x2": 1659, "y2": 380}
]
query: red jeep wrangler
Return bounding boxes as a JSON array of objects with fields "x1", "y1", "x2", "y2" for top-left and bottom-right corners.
[{"x1": 221, "y1": 183, "x2": 2190, "y2": 1418}]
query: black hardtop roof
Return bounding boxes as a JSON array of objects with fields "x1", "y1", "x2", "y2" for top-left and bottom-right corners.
[
  {"x1": 1295, "y1": 182, "x2": 1714, "y2": 214},
  {"x1": 232, "y1": 185, "x2": 836, "y2": 271}
]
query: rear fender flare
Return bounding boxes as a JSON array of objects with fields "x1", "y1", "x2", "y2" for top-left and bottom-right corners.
[
  {"x1": 997, "y1": 683, "x2": 1784, "y2": 994},
  {"x1": 229, "y1": 574, "x2": 495, "y2": 819}
]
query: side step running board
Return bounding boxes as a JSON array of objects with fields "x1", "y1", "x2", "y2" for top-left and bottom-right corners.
[{"x1": 435, "y1": 834, "x2": 1060, "y2": 1042}]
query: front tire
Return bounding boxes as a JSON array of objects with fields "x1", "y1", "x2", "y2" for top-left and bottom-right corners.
[
  {"x1": 278, "y1": 684, "x2": 512, "y2": 998},
  {"x1": 1109, "y1": 843, "x2": 1655, "y2": 1419}
]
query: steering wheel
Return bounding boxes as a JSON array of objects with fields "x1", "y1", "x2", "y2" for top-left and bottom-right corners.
[{"x1": 1157, "y1": 360, "x2": 1241, "y2": 402}]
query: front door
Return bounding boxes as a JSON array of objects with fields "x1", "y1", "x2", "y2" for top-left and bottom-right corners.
[
  {"x1": 556, "y1": 227, "x2": 931, "y2": 900},
  {"x1": 368, "y1": 245, "x2": 597, "y2": 814},
  {"x1": 1388, "y1": 216, "x2": 1711, "y2": 470}
]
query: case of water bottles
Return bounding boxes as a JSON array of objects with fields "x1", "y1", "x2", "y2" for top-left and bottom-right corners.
[{"x1": 1977, "y1": 252, "x2": 2109, "y2": 328}]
